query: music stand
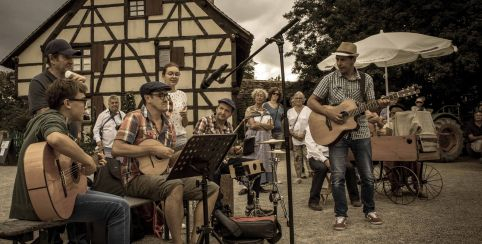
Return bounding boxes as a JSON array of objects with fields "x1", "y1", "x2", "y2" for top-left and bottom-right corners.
[{"x1": 168, "y1": 134, "x2": 237, "y2": 244}]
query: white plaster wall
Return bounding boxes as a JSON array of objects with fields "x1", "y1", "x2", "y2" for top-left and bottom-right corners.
[
  {"x1": 94, "y1": 27, "x2": 112, "y2": 42},
  {"x1": 185, "y1": 2, "x2": 208, "y2": 17},
  {"x1": 103, "y1": 60, "x2": 121, "y2": 75},
  {"x1": 148, "y1": 3, "x2": 176, "y2": 20},
  {"x1": 195, "y1": 73, "x2": 232, "y2": 88},
  {"x1": 195, "y1": 55, "x2": 231, "y2": 70},
  {"x1": 105, "y1": 44, "x2": 122, "y2": 58},
  {"x1": 18, "y1": 18, "x2": 61, "y2": 64},
  {"x1": 175, "y1": 70, "x2": 193, "y2": 90},
  {"x1": 96, "y1": 6, "x2": 124, "y2": 23},
  {"x1": 124, "y1": 76, "x2": 147, "y2": 92},
  {"x1": 110, "y1": 26, "x2": 125, "y2": 40},
  {"x1": 75, "y1": 28, "x2": 91, "y2": 43},
  {"x1": 18, "y1": 83, "x2": 29, "y2": 97},
  {"x1": 182, "y1": 21, "x2": 204, "y2": 36},
  {"x1": 67, "y1": 9, "x2": 88, "y2": 26},
  {"x1": 128, "y1": 20, "x2": 146, "y2": 39},
  {"x1": 196, "y1": 39, "x2": 224, "y2": 53},
  {"x1": 56, "y1": 28, "x2": 76, "y2": 43},
  {"x1": 17, "y1": 66, "x2": 42, "y2": 80},
  {"x1": 96, "y1": 77, "x2": 121, "y2": 93},
  {"x1": 129, "y1": 42, "x2": 155, "y2": 56},
  {"x1": 173, "y1": 40, "x2": 193, "y2": 53},
  {"x1": 199, "y1": 19, "x2": 225, "y2": 35},
  {"x1": 125, "y1": 60, "x2": 143, "y2": 74}
]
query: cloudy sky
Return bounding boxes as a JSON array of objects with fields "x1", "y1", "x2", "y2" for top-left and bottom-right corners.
[{"x1": 0, "y1": 0, "x2": 297, "y2": 80}]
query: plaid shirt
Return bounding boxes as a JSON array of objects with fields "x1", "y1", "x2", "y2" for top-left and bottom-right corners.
[
  {"x1": 312, "y1": 69, "x2": 375, "y2": 140},
  {"x1": 115, "y1": 106, "x2": 176, "y2": 185},
  {"x1": 193, "y1": 114, "x2": 234, "y2": 135}
]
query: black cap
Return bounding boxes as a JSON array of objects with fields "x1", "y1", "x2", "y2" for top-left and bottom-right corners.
[
  {"x1": 140, "y1": 81, "x2": 171, "y2": 96},
  {"x1": 44, "y1": 39, "x2": 81, "y2": 57},
  {"x1": 218, "y1": 98, "x2": 236, "y2": 111}
]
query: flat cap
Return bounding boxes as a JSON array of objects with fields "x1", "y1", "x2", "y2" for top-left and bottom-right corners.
[
  {"x1": 140, "y1": 81, "x2": 171, "y2": 96},
  {"x1": 218, "y1": 98, "x2": 236, "y2": 111}
]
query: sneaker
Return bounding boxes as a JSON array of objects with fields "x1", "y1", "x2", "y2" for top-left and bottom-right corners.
[
  {"x1": 238, "y1": 188, "x2": 248, "y2": 195},
  {"x1": 308, "y1": 202, "x2": 323, "y2": 211},
  {"x1": 366, "y1": 212, "x2": 383, "y2": 225},
  {"x1": 351, "y1": 200, "x2": 362, "y2": 207},
  {"x1": 295, "y1": 178, "x2": 302, "y2": 184},
  {"x1": 333, "y1": 216, "x2": 347, "y2": 231}
]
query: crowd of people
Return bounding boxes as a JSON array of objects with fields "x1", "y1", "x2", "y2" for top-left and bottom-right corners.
[{"x1": 9, "y1": 37, "x2": 481, "y2": 243}]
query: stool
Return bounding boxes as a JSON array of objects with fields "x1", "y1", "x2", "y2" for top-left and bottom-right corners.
[{"x1": 320, "y1": 173, "x2": 332, "y2": 205}]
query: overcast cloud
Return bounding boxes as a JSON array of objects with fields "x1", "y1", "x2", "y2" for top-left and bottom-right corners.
[{"x1": 0, "y1": 0, "x2": 297, "y2": 80}]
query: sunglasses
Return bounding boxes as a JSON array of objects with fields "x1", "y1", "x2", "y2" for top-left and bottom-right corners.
[{"x1": 272, "y1": 93, "x2": 281, "y2": 96}]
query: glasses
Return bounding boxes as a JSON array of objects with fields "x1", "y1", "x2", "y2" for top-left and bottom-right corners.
[
  {"x1": 68, "y1": 98, "x2": 88, "y2": 105},
  {"x1": 166, "y1": 72, "x2": 181, "y2": 77},
  {"x1": 150, "y1": 92, "x2": 169, "y2": 100}
]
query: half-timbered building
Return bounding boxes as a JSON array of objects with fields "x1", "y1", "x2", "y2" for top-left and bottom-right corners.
[{"x1": 1, "y1": 0, "x2": 253, "y2": 134}]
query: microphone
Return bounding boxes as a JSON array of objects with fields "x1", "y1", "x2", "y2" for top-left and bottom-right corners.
[
  {"x1": 200, "y1": 64, "x2": 229, "y2": 89},
  {"x1": 65, "y1": 70, "x2": 86, "y2": 82}
]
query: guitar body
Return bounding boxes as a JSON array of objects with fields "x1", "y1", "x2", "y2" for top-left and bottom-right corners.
[
  {"x1": 24, "y1": 142, "x2": 87, "y2": 221},
  {"x1": 137, "y1": 139, "x2": 170, "y2": 175},
  {"x1": 309, "y1": 100, "x2": 358, "y2": 146}
]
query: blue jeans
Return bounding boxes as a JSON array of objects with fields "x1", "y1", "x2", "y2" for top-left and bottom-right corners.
[
  {"x1": 69, "y1": 190, "x2": 130, "y2": 244},
  {"x1": 329, "y1": 138, "x2": 374, "y2": 217}
]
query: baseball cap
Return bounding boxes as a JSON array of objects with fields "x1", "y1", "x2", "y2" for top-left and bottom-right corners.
[{"x1": 44, "y1": 39, "x2": 81, "y2": 57}]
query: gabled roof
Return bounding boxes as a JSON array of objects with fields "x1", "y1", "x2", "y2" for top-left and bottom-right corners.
[
  {"x1": 0, "y1": 0, "x2": 84, "y2": 69},
  {"x1": 1, "y1": 0, "x2": 254, "y2": 69}
]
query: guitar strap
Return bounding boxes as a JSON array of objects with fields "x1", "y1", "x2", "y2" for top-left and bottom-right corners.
[{"x1": 360, "y1": 72, "x2": 367, "y2": 103}]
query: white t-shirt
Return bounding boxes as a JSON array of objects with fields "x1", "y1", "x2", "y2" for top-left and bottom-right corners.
[
  {"x1": 287, "y1": 106, "x2": 311, "y2": 145},
  {"x1": 168, "y1": 90, "x2": 187, "y2": 136}
]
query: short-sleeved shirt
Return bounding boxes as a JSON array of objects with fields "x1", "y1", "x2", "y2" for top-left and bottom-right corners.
[
  {"x1": 115, "y1": 106, "x2": 175, "y2": 185},
  {"x1": 28, "y1": 70, "x2": 57, "y2": 115},
  {"x1": 245, "y1": 105, "x2": 272, "y2": 127},
  {"x1": 287, "y1": 106, "x2": 312, "y2": 145},
  {"x1": 262, "y1": 102, "x2": 284, "y2": 133},
  {"x1": 10, "y1": 110, "x2": 69, "y2": 220},
  {"x1": 193, "y1": 114, "x2": 233, "y2": 135},
  {"x1": 312, "y1": 69, "x2": 375, "y2": 140}
]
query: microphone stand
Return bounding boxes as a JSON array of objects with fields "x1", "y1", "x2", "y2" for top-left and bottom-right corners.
[{"x1": 216, "y1": 18, "x2": 299, "y2": 244}]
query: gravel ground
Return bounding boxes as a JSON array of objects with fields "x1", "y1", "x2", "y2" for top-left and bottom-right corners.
[{"x1": 1, "y1": 157, "x2": 482, "y2": 244}]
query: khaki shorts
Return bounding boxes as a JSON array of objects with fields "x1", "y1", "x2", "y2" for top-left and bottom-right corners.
[{"x1": 126, "y1": 175, "x2": 219, "y2": 201}]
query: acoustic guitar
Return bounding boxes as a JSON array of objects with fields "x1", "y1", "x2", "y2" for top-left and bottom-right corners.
[
  {"x1": 137, "y1": 139, "x2": 179, "y2": 175},
  {"x1": 24, "y1": 142, "x2": 87, "y2": 221},
  {"x1": 308, "y1": 85, "x2": 420, "y2": 146}
]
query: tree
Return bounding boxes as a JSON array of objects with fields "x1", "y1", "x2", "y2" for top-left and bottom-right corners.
[
  {"x1": 284, "y1": 0, "x2": 481, "y2": 115},
  {"x1": 0, "y1": 76, "x2": 29, "y2": 133},
  {"x1": 243, "y1": 60, "x2": 257, "y2": 79},
  {"x1": 122, "y1": 92, "x2": 137, "y2": 113}
]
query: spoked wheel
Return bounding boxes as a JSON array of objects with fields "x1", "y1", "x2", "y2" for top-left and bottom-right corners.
[
  {"x1": 383, "y1": 166, "x2": 420, "y2": 205},
  {"x1": 373, "y1": 163, "x2": 390, "y2": 194},
  {"x1": 418, "y1": 164, "x2": 443, "y2": 200}
]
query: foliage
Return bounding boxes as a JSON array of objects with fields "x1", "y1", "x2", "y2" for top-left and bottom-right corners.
[
  {"x1": 284, "y1": 0, "x2": 481, "y2": 117},
  {"x1": 122, "y1": 92, "x2": 137, "y2": 113},
  {"x1": 243, "y1": 60, "x2": 257, "y2": 79},
  {"x1": 0, "y1": 78, "x2": 30, "y2": 133}
]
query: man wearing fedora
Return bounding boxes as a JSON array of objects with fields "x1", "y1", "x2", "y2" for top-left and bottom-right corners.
[{"x1": 307, "y1": 42, "x2": 389, "y2": 230}]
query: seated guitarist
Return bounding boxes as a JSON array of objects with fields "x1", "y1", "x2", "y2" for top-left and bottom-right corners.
[
  {"x1": 307, "y1": 42, "x2": 389, "y2": 231},
  {"x1": 10, "y1": 79, "x2": 130, "y2": 243},
  {"x1": 112, "y1": 81, "x2": 219, "y2": 244}
]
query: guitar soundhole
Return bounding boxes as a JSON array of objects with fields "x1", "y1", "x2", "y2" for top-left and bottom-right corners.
[
  {"x1": 340, "y1": 111, "x2": 349, "y2": 120},
  {"x1": 71, "y1": 163, "x2": 81, "y2": 183}
]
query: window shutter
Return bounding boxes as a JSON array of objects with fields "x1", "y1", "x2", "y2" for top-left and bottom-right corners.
[
  {"x1": 146, "y1": 0, "x2": 163, "y2": 16},
  {"x1": 170, "y1": 47, "x2": 185, "y2": 67},
  {"x1": 91, "y1": 44, "x2": 104, "y2": 72}
]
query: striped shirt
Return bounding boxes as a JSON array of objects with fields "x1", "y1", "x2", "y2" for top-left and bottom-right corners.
[
  {"x1": 312, "y1": 69, "x2": 375, "y2": 140},
  {"x1": 115, "y1": 105, "x2": 176, "y2": 185},
  {"x1": 193, "y1": 114, "x2": 233, "y2": 135}
]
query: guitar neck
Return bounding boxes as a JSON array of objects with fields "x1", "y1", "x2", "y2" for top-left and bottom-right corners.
[{"x1": 348, "y1": 90, "x2": 408, "y2": 117}]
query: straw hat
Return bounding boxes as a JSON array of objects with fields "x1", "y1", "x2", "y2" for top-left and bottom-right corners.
[{"x1": 332, "y1": 42, "x2": 359, "y2": 57}]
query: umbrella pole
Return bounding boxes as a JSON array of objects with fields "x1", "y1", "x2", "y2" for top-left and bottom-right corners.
[{"x1": 384, "y1": 65, "x2": 390, "y2": 122}]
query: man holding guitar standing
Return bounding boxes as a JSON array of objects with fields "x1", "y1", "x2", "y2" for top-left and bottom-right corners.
[
  {"x1": 112, "y1": 82, "x2": 219, "y2": 244},
  {"x1": 307, "y1": 42, "x2": 389, "y2": 231},
  {"x1": 10, "y1": 79, "x2": 130, "y2": 243}
]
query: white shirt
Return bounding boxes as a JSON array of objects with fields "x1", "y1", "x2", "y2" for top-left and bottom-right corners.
[
  {"x1": 168, "y1": 90, "x2": 187, "y2": 136},
  {"x1": 304, "y1": 126, "x2": 329, "y2": 162},
  {"x1": 93, "y1": 109, "x2": 126, "y2": 148},
  {"x1": 287, "y1": 106, "x2": 311, "y2": 145}
]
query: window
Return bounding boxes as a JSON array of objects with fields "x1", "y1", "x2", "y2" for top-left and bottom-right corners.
[
  {"x1": 72, "y1": 48, "x2": 91, "y2": 72},
  {"x1": 157, "y1": 46, "x2": 185, "y2": 69},
  {"x1": 129, "y1": 0, "x2": 145, "y2": 17},
  {"x1": 158, "y1": 46, "x2": 171, "y2": 69}
]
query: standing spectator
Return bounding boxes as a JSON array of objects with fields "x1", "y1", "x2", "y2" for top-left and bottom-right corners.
[
  {"x1": 93, "y1": 95, "x2": 126, "y2": 158},
  {"x1": 162, "y1": 62, "x2": 188, "y2": 151},
  {"x1": 263, "y1": 87, "x2": 284, "y2": 141},
  {"x1": 465, "y1": 110, "x2": 482, "y2": 161},
  {"x1": 245, "y1": 89, "x2": 274, "y2": 186},
  {"x1": 287, "y1": 91, "x2": 311, "y2": 183}
]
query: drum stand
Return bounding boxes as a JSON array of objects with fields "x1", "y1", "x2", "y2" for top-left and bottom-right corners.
[{"x1": 269, "y1": 154, "x2": 289, "y2": 225}]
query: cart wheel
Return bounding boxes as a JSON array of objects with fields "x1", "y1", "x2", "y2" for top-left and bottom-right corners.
[
  {"x1": 383, "y1": 166, "x2": 420, "y2": 205},
  {"x1": 373, "y1": 163, "x2": 390, "y2": 195},
  {"x1": 419, "y1": 164, "x2": 443, "y2": 200}
]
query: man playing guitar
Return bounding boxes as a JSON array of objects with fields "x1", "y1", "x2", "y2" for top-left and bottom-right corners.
[
  {"x1": 112, "y1": 81, "x2": 219, "y2": 244},
  {"x1": 10, "y1": 79, "x2": 130, "y2": 243},
  {"x1": 307, "y1": 42, "x2": 389, "y2": 231}
]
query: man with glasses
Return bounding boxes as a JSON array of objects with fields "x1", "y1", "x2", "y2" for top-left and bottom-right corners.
[
  {"x1": 93, "y1": 95, "x2": 126, "y2": 158},
  {"x1": 10, "y1": 79, "x2": 130, "y2": 244},
  {"x1": 112, "y1": 82, "x2": 219, "y2": 244}
]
